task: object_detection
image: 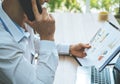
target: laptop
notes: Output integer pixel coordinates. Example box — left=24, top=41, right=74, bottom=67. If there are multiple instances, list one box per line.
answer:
left=75, top=21, right=120, bottom=84
left=76, top=46, right=120, bottom=84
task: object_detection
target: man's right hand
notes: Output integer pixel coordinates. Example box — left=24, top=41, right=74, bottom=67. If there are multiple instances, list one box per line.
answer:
left=27, top=0, right=55, bottom=41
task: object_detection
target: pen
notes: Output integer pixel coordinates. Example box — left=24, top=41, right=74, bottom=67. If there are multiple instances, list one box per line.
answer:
left=107, top=20, right=120, bottom=31
left=73, top=56, right=82, bottom=66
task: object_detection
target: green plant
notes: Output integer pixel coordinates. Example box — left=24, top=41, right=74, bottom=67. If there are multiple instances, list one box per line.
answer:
left=48, top=0, right=119, bottom=14
left=90, top=0, right=119, bottom=13
left=48, top=0, right=82, bottom=12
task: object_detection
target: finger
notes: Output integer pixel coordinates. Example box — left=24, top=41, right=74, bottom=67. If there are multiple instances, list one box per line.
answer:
left=49, top=14, right=55, bottom=20
left=81, top=43, right=91, bottom=48
left=80, top=52, right=87, bottom=57
left=25, top=19, right=33, bottom=26
left=74, top=52, right=86, bottom=58
left=24, top=15, right=34, bottom=26
left=31, top=0, right=42, bottom=21
left=49, top=14, right=55, bottom=23
left=42, top=8, right=50, bottom=20
left=72, top=51, right=87, bottom=58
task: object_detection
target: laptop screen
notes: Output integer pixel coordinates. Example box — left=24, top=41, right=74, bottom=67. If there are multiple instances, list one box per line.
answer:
left=115, top=57, right=120, bottom=71
left=113, top=57, right=120, bottom=84
left=99, top=46, right=120, bottom=72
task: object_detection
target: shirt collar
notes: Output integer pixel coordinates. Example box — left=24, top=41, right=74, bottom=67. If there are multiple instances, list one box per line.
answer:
left=0, top=2, right=26, bottom=42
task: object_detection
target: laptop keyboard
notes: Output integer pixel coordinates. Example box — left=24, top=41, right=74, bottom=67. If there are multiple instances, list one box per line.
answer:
left=91, top=66, right=111, bottom=84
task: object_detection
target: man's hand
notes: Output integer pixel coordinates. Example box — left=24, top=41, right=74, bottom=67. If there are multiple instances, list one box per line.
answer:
left=70, top=43, right=91, bottom=58
left=26, top=0, right=55, bottom=41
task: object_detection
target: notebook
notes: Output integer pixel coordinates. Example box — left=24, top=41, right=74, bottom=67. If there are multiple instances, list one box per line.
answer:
left=76, top=21, right=120, bottom=68
left=75, top=21, right=120, bottom=84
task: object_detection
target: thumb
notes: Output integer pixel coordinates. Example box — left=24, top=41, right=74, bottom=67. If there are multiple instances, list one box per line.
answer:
left=81, top=43, right=91, bottom=48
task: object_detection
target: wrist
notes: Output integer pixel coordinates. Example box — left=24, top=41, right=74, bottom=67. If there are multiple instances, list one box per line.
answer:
left=69, top=45, right=73, bottom=56
left=40, top=35, right=54, bottom=41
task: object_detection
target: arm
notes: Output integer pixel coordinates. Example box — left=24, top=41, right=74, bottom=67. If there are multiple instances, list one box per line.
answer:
left=0, top=0, right=58, bottom=83
left=0, top=40, right=58, bottom=84
left=56, top=43, right=91, bottom=58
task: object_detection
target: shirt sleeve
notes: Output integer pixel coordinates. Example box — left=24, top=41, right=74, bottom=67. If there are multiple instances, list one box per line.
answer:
left=0, top=40, right=58, bottom=84
left=33, top=34, right=70, bottom=55
left=36, top=40, right=59, bottom=84
left=56, top=43, right=70, bottom=55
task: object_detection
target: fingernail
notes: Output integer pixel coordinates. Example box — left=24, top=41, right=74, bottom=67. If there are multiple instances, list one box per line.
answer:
left=41, top=2, right=47, bottom=8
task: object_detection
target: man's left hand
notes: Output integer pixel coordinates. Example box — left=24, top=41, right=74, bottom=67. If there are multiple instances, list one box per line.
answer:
left=70, top=43, right=91, bottom=58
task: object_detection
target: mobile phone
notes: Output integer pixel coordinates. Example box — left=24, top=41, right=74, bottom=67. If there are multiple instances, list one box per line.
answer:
left=19, top=0, right=42, bottom=21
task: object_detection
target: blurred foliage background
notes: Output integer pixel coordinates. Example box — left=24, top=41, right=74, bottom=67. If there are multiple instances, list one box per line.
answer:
left=48, top=0, right=82, bottom=12
left=47, top=0, right=120, bottom=15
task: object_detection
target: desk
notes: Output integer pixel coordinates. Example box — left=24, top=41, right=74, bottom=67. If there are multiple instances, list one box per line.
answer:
left=53, top=56, right=79, bottom=84
left=53, top=13, right=119, bottom=84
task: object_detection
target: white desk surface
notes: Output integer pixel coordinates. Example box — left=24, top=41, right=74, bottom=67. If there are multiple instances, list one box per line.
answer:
left=53, top=56, right=79, bottom=84
left=53, top=13, right=119, bottom=84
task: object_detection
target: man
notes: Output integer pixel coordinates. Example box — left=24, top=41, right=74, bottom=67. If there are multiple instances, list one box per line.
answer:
left=0, top=0, right=91, bottom=84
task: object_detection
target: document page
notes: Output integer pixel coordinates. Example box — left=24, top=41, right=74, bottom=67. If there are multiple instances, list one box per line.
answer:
left=77, top=22, right=120, bottom=67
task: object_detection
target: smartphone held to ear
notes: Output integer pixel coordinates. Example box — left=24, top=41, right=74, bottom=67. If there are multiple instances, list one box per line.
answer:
left=19, top=0, right=42, bottom=21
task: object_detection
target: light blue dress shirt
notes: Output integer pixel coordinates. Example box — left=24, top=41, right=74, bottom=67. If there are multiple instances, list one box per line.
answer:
left=0, top=2, right=70, bottom=84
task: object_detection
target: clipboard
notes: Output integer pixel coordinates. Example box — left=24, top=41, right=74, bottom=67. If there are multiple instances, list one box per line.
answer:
left=75, top=21, right=120, bottom=68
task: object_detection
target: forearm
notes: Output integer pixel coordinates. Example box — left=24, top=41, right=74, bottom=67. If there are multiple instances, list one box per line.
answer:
left=36, top=40, right=59, bottom=84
